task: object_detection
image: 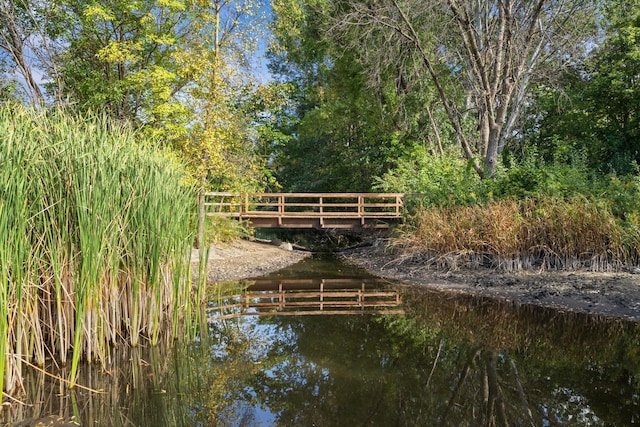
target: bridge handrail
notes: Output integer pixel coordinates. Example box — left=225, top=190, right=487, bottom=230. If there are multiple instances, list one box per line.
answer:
left=201, top=192, right=404, bottom=218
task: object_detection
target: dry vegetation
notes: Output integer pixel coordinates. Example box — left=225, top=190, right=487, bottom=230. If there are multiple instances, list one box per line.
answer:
left=401, top=197, right=637, bottom=272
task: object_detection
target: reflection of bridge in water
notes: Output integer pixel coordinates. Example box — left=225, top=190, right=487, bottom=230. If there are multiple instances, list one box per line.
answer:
left=208, top=278, right=404, bottom=321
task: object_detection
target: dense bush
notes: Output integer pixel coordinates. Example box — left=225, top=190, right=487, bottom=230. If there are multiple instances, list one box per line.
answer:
left=374, top=148, right=484, bottom=207
left=377, top=143, right=640, bottom=271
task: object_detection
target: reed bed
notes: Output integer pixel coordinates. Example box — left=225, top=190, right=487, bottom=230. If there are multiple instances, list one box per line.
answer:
left=404, top=197, right=639, bottom=271
left=0, top=104, right=200, bottom=400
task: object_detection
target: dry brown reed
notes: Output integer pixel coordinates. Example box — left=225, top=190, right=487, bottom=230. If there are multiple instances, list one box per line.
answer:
left=404, top=197, right=638, bottom=271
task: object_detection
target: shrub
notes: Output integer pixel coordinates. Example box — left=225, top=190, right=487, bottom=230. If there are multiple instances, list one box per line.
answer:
left=374, top=148, right=484, bottom=207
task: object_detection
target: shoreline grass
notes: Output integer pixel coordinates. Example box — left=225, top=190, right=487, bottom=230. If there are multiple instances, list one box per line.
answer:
left=399, top=197, right=640, bottom=272
left=0, top=104, right=201, bottom=398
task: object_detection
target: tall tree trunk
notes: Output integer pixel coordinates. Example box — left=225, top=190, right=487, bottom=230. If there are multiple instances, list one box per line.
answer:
left=0, top=0, right=44, bottom=106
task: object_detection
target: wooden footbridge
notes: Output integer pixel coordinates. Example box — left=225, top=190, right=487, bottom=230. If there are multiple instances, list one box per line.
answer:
left=199, top=192, right=404, bottom=230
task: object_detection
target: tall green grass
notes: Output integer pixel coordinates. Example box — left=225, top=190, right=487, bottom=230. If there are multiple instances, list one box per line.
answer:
left=0, top=104, right=200, bottom=398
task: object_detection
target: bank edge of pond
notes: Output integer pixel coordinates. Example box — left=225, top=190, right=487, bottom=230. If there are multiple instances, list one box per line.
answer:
left=192, top=239, right=311, bottom=283
left=341, top=240, right=640, bottom=321
left=193, top=237, right=640, bottom=320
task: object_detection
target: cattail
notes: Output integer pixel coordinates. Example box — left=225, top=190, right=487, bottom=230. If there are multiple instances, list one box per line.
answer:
left=0, top=103, right=203, bottom=398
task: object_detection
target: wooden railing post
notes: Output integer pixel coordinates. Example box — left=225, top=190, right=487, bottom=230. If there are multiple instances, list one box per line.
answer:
left=197, top=192, right=205, bottom=249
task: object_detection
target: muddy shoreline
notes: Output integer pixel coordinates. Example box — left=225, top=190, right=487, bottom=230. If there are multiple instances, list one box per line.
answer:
left=341, top=241, right=640, bottom=321
left=193, top=239, right=311, bottom=283
left=195, top=238, right=640, bottom=321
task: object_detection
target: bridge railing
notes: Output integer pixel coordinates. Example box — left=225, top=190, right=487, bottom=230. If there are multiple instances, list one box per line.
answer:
left=201, top=192, right=404, bottom=218
left=207, top=278, right=404, bottom=320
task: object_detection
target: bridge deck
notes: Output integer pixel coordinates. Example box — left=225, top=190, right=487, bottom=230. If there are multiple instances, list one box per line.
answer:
left=201, top=192, right=404, bottom=229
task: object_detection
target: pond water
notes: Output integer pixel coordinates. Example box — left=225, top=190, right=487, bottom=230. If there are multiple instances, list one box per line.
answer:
left=5, top=255, right=640, bottom=426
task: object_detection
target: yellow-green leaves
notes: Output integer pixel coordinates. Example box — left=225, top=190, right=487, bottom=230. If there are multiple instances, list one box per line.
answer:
left=157, top=0, right=185, bottom=11
left=58, top=0, right=272, bottom=192
left=96, top=40, right=140, bottom=63
left=83, top=4, right=115, bottom=22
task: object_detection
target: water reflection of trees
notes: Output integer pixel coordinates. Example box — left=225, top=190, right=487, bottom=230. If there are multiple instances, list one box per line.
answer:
left=247, top=315, right=432, bottom=426
left=399, top=286, right=640, bottom=425
left=6, top=286, right=640, bottom=426
left=218, top=288, right=640, bottom=426
left=402, top=286, right=637, bottom=359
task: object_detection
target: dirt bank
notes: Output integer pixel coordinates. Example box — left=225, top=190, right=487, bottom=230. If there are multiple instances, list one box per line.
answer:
left=192, top=239, right=311, bottom=283
left=341, top=241, right=640, bottom=321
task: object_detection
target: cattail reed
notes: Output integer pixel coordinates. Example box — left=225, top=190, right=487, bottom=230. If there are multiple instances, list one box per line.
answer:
left=0, top=104, right=201, bottom=399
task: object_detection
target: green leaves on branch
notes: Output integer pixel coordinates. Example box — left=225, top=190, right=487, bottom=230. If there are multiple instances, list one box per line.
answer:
left=51, top=0, right=271, bottom=191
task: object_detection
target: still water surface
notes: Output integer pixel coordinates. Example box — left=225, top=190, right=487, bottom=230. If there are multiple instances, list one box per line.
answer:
left=7, top=255, right=640, bottom=426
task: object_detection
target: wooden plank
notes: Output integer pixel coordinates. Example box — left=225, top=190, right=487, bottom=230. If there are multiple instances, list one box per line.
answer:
left=220, top=293, right=400, bottom=299
left=202, top=191, right=403, bottom=199
left=203, top=192, right=403, bottom=201
left=247, top=302, right=400, bottom=309
left=207, top=309, right=404, bottom=321
left=247, top=279, right=388, bottom=290
left=244, top=294, right=399, bottom=301
left=240, top=212, right=399, bottom=218
left=225, top=310, right=405, bottom=317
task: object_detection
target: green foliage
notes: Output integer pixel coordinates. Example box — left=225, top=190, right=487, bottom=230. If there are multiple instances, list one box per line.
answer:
left=268, top=54, right=410, bottom=191
left=267, top=0, right=451, bottom=192
left=49, top=0, right=272, bottom=191
left=488, top=150, right=640, bottom=226
left=489, top=149, right=594, bottom=200
left=374, top=147, right=483, bottom=207
left=0, top=103, right=200, bottom=397
left=206, top=216, right=252, bottom=243
left=524, top=0, right=640, bottom=175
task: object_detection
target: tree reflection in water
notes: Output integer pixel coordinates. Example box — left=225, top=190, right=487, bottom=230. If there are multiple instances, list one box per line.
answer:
left=4, top=284, right=640, bottom=426
left=207, top=286, right=640, bottom=426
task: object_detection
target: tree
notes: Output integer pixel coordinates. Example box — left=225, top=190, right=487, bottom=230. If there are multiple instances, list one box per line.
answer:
left=329, top=0, right=599, bottom=178
left=268, top=51, right=410, bottom=191
left=588, top=0, right=640, bottom=170
left=524, top=0, right=640, bottom=175
left=0, top=0, right=44, bottom=106
left=268, top=0, right=442, bottom=191
left=52, top=0, right=271, bottom=190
